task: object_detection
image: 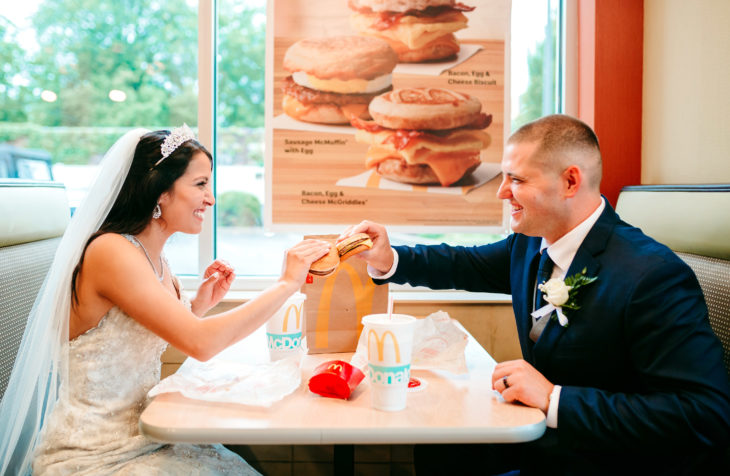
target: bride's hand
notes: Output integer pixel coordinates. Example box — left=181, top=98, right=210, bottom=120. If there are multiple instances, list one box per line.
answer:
left=191, top=259, right=235, bottom=316
left=279, top=240, right=331, bottom=289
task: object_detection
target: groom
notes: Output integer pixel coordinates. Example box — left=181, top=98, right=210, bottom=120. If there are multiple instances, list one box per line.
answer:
left=342, top=115, right=730, bottom=474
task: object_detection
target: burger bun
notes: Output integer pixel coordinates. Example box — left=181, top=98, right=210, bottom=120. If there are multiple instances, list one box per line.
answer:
left=369, top=88, right=483, bottom=130
left=309, top=244, right=340, bottom=277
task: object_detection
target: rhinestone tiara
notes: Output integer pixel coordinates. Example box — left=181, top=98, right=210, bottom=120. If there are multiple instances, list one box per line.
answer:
left=153, top=123, right=196, bottom=167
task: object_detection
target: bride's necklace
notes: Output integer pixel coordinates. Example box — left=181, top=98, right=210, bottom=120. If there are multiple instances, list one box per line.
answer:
left=130, top=235, right=164, bottom=282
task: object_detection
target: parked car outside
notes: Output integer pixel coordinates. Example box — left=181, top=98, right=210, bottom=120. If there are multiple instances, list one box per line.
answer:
left=0, top=145, right=54, bottom=181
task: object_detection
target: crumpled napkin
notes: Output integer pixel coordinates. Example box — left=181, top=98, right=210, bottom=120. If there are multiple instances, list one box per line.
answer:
left=350, top=310, right=468, bottom=374
left=148, top=355, right=301, bottom=407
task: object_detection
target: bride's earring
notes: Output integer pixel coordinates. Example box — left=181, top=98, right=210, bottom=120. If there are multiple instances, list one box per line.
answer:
left=152, top=204, right=162, bottom=219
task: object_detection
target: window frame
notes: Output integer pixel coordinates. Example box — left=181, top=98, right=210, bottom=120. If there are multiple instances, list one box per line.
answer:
left=183, top=0, right=576, bottom=293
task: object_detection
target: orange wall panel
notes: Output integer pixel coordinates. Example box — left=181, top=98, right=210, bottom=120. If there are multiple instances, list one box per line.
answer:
left=578, top=0, right=643, bottom=206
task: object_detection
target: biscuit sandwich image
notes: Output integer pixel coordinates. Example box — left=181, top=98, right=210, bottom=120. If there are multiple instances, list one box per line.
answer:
left=351, top=87, right=492, bottom=187
left=348, top=0, right=475, bottom=63
left=308, top=233, right=374, bottom=277
left=282, top=36, right=398, bottom=124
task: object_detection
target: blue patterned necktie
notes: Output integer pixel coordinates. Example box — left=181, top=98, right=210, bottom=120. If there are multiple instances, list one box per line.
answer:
left=530, top=250, right=555, bottom=342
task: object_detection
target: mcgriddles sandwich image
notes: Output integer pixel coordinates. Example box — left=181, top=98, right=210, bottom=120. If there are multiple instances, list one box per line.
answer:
left=351, top=87, right=492, bottom=187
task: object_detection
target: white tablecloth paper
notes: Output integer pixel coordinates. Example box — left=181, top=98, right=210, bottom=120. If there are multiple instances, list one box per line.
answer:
left=148, top=354, right=302, bottom=407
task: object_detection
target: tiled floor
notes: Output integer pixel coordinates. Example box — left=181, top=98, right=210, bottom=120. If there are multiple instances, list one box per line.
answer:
left=226, top=444, right=416, bottom=476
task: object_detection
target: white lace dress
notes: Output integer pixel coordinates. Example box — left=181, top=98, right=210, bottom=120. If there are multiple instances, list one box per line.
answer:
left=33, top=282, right=259, bottom=474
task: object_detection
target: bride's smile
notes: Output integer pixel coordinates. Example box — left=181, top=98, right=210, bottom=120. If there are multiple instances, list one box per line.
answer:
left=158, top=151, right=215, bottom=235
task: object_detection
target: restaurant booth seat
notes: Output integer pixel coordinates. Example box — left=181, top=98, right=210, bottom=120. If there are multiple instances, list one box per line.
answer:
left=616, top=184, right=730, bottom=466
left=616, top=185, right=730, bottom=377
left=0, top=180, right=69, bottom=399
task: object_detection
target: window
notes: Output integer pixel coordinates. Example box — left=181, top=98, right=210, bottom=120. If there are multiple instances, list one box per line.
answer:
left=1, top=0, right=201, bottom=273
left=212, top=0, right=566, bottom=286
left=1, top=0, right=565, bottom=287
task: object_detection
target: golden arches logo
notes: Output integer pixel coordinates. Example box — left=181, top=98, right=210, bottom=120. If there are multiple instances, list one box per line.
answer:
left=327, top=363, right=344, bottom=372
left=367, top=329, right=401, bottom=364
left=281, top=303, right=302, bottom=333
left=314, top=262, right=376, bottom=348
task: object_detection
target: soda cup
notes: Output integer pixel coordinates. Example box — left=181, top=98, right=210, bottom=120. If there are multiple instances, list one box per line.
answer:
left=266, top=292, right=306, bottom=361
left=361, top=313, right=417, bottom=411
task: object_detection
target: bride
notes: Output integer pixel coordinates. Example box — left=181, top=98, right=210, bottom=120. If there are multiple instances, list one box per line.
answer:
left=0, top=126, right=330, bottom=474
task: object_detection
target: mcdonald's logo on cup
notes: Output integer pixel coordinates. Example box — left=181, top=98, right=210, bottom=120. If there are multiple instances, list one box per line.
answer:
left=281, top=302, right=302, bottom=333
left=367, top=329, right=401, bottom=364
left=266, top=293, right=306, bottom=361
left=361, top=313, right=417, bottom=412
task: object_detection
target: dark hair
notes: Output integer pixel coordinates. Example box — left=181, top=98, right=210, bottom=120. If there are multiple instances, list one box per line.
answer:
left=507, top=114, right=603, bottom=188
left=71, top=130, right=212, bottom=305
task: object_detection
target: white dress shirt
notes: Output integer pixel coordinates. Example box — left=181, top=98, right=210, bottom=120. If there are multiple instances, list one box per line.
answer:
left=541, top=197, right=605, bottom=428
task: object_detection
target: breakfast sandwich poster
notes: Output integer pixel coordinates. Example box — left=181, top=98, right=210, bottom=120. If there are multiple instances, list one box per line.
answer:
left=265, top=0, right=511, bottom=230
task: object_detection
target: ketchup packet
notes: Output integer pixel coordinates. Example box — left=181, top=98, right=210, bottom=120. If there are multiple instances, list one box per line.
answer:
left=308, top=360, right=365, bottom=399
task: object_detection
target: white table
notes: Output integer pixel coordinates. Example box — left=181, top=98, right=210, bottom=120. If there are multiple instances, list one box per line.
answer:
left=140, top=326, right=546, bottom=446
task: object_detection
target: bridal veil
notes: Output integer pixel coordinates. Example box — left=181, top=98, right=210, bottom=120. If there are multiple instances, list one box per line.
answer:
left=0, top=129, right=149, bottom=474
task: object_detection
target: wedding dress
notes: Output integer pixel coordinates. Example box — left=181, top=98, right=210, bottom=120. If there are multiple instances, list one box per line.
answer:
left=32, top=237, right=259, bottom=475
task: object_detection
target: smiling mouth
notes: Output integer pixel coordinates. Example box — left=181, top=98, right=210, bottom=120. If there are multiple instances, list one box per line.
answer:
left=511, top=203, right=523, bottom=214
left=193, top=210, right=205, bottom=220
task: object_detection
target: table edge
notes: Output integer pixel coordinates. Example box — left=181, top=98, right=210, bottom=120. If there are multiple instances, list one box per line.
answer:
left=139, top=419, right=547, bottom=445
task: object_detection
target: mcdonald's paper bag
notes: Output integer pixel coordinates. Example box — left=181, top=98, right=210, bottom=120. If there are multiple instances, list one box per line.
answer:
left=302, top=234, right=388, bottom=353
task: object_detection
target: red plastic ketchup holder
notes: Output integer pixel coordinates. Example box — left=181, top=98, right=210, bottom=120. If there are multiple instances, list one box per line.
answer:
left=308, top=360, right=365, bottom=399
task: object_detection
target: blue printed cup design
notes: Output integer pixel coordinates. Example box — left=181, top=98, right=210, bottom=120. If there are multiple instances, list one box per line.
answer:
left=266, top=293, right=306, bottom=360
left=267, top=331, right=303, bottom=351
left=368, top=363, right=411, bottom=385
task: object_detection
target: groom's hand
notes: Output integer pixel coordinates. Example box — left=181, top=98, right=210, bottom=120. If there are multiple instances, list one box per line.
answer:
left=492, top=359, right=554, bottom=414
left=338, top=220, right=393, bottom=274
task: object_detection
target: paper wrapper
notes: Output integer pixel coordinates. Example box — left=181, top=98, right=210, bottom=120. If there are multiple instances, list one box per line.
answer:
left=148, top=356, right=301, bottom=407
left=351, top=310, right=468, bottom=375
left=308, top=360, right=365, bottom=399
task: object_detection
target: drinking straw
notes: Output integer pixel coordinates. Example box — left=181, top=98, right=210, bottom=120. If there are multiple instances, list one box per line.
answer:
left=387, top=293, right=394, bottom=320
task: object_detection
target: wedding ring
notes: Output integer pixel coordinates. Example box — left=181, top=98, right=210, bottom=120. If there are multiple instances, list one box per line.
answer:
left=503, top=376, right=510, bottom=389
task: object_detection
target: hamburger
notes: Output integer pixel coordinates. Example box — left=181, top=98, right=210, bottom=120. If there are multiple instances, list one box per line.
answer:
left=309, top=243, right=340, bottom=277
left=337, top=233, right=374, bottom=261
left=282, top=36, right=398, bottom=124
left=348, top=0, right=475, bottom=63
left=309, top=234, right=374, bottom=277
left=351, top=87, right=492, bottom=187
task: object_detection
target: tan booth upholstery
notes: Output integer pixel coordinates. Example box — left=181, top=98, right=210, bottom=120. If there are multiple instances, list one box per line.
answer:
left=0, top=180, right=69, bottom=398
left=616, top=185, right=730, bottom=379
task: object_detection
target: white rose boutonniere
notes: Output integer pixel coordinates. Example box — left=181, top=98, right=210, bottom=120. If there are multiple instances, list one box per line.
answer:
left=531, top=268, right=597, bottom=327
left=540, top=278, right=571, bottom=307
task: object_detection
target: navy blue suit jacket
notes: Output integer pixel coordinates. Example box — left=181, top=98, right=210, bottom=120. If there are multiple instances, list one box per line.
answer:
left=382, top=202, right=730, bottom=468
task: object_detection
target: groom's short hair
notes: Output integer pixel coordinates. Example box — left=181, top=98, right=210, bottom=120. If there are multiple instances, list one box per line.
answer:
left=508, top=114, right=603, bottom=190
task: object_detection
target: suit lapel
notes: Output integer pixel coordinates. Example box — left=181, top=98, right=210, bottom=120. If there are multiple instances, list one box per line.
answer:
left=532, top=201, right=618, bottom=368
left=520, top=248, right=543, bottom=362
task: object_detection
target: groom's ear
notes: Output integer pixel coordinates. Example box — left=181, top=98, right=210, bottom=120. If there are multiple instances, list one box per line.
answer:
left=562, top=165, right=582, bottom=198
